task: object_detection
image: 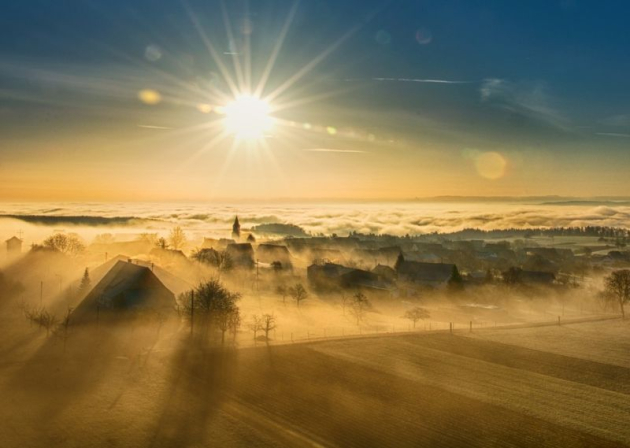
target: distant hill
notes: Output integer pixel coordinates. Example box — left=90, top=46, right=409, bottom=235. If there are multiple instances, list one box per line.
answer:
left=251, top=223, right=309, bottom=237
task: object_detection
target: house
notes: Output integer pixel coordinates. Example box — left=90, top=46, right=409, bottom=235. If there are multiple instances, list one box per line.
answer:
left=372, top=264, right=397, bottom=282
left=5, top=237, right=22, bottom=255
left=395, top=254, right=456, bottom=288
left=226, top=243, right=255, bottom=269
left=256, top=244, right=292, bottom=268
left=72, top=261, right=176, bottom=322
left=307, top=262, right=393, bottom=291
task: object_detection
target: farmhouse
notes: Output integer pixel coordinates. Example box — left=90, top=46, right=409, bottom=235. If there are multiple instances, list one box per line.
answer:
left=256, top=244, right=293, bottom=269
left=395, top=254, right=457, bottom=288
left=307, top=262, right=393, bottom=291
left=226, top=243, right=255, bottom=269
left=73, top=260, right=176, bottom=322
left=5, top=236, right=22, bottom=255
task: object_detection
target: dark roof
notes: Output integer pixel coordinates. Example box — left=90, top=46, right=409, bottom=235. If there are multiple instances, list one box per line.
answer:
left=308, top=262, right=355, bottom=279
left=74, top=261, right=175, bottom=317
left=256, top=244, right=291, bottom=261
left=396, top=260, right=454, bottom=284
left=372, top=264, right=396, bottom=276
left=5, top=237, right=22, bottom=243
left=227, top=243, right=253, bottom=252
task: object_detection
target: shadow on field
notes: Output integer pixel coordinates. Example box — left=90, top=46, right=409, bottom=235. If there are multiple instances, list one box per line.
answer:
left=149, top=335, right=237, bottom=447
left=2, top=317, right=167, bottom=428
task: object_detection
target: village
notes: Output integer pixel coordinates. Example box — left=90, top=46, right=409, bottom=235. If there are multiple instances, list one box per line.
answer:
left=1, top=216, right=629, bottom=349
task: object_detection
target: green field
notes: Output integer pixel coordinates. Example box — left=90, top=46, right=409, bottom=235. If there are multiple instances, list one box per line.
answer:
left=1, top=319, right=629, bottom=447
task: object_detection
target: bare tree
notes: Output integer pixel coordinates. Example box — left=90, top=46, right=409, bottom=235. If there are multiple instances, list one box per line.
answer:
left=403, top=306, right=430, bottom=328
left=137, top=233, right=159, bottom=246
left=289, top=283, right=308, bottom=308
left=248, top=314, right=263, bottom=340
left=604, top=269, right=630, bottom=319
left=228, top=309, right=241, bottom=342
left=168, top=226, right=187, bottom=250
left=261, top=314, right=277, bottom=340
left=349, top=291, right=370, bottom=326
left=43, top=233, right=85, bottom=255
left=54, top=307, right=74, bottom=351
left=24, top=306, right=58, bottom=336
left=276, top=285, right=288, bottom=305
left=215, top=251, right=233, bottom=279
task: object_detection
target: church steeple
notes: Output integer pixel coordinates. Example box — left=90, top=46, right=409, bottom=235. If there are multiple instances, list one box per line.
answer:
left=232, top=216, right=241, bottom=239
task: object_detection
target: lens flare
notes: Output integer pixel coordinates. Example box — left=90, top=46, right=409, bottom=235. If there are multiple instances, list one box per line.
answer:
left=475, top=151, right=507, bottom=179
left=138, top=89, right=162, bottom=105
left=223, top=95, right=273, bottom=140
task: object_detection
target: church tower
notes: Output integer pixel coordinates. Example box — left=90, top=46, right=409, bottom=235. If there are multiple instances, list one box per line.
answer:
left=232, top=216, right=241, bottom=240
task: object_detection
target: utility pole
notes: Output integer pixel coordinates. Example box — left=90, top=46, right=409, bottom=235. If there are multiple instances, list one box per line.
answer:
left=40, top=281, right=43, bottom=305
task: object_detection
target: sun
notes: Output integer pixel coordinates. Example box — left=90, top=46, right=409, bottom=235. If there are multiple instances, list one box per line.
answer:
left=223, top=95, right=273, bottom=140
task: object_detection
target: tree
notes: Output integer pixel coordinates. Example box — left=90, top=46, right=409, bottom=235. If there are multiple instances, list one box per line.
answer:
left=276, top=285, right=288, bottom=305
left=217, top=308, right=241, bottom=345
left=271, top=261, right=283, bottom=272
left=447, top=265, right=464, bottom=292
left=24, top=306, right=57, bottom=337
left=156, top=237, right=169, bottom=250
left=193, top=249, right=234, bottom=278
left=179, top=280, right=241, bottom=342
left=54, top=307, right=74, bottom=351
left=403, top=307, right=430, bottom=328
left=503, top=267, right=523, bottom=286
left=43, top=233, right=85, bottom=255
left=214, top=251, right=233, bottom=278
left=248, top=314, right=263, bottom=340
left=228, top=309, right=241, bottom=342
left=137, top=233, right=158, bottom=246
left=261, top=314, right=277, bottom=340
left=604, top=269, right=630, bottom=319
left=289, top=283, right=308, bottom=308
left=79, top=268, right=91, bottom=295
left=349, top=291, right=370, bottom=326
left=168, top=226, right=187, bottom=250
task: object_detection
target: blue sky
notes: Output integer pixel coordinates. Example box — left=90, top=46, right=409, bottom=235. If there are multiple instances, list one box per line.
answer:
left=1, top=0, right=629, bottom=200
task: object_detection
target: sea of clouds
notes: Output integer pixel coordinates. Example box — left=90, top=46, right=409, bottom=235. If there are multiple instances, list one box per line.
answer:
left=1, top=202, right=630, bottom=246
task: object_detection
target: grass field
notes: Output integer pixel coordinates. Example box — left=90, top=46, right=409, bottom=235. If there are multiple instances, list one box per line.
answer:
left=1, top=318, right=629, bottom=447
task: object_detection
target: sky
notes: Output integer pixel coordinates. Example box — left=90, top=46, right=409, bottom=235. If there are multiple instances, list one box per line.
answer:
left=1, top=0, right=629, bottom=201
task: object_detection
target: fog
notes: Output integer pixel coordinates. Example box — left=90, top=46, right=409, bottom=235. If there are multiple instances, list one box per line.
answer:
left=0, top=204, right=628, bottom=447
left=3, top=202, right=630, bottom=246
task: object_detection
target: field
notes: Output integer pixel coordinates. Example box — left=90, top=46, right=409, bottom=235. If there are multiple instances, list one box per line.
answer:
left=1, top=318, right=629, bottom=447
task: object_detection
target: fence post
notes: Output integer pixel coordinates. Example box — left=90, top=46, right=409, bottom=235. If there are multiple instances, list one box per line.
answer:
left=558, top=316, right=561, bottom=326
left=291, top=332, right=293, bottom=343
left=470, top=321, right=472, bottom=333
left=449, top=322, right=453, bottom=334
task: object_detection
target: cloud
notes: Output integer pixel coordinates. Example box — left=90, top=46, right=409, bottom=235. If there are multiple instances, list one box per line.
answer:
left=371, top=78, right=474, bottom=84
left=305, top=148, right=366, bottom=153
left=480, top=78, right=570, bottom=131
left=599, top=114, right=630, bottom=127
left=137, top=125, right=173, bottom=130
left=3, top=202, right=630, bottom=240
left=595, top=132, right=630, bottom=138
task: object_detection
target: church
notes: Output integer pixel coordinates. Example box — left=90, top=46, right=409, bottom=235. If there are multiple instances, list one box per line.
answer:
left=232, top=216, right=255, bottom=243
